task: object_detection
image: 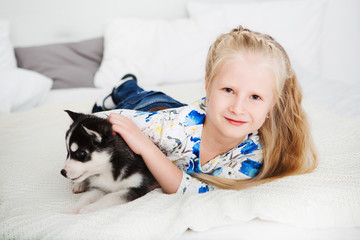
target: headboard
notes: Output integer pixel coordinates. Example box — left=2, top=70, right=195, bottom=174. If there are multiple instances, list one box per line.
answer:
left=1, top=0, right=359, bottom=84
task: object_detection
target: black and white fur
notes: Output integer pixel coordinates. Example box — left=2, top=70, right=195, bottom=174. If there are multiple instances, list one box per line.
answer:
left=61, top=110, right=157, bottom=214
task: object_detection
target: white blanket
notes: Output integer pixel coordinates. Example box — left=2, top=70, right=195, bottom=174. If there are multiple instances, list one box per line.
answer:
left=0, top=100, right=359, bottom=239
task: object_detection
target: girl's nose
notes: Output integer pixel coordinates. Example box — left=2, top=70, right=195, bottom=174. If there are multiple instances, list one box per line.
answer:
left=229, top=97, right=246, bottom=115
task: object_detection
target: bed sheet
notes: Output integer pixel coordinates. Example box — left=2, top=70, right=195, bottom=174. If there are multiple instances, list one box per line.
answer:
left=0, top=99, right=359, bottom=239
left=0, top=78, right=359, bottom=239
left=180, top=218, right=360, bottom=240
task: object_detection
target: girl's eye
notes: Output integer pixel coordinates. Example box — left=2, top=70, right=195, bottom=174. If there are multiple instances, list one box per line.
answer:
left=251, top=95, right=261, bottom=100
left=224, top=88, right=234, bottom=94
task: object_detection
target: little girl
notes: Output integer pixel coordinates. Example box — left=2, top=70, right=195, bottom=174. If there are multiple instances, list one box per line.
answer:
left=93, top=26, right=318, bottom=194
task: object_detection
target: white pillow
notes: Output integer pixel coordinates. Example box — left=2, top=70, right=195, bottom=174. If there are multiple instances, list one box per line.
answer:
left=0, top=20, right=17, bottom=70
left=0, top=68, right=53, bottom=113
left=94, top=18, right=219, bottom=88
left=187, top=0, right=327, bottom=78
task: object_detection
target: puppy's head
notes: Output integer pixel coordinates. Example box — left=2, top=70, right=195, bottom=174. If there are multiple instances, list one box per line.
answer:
left=61, top=110, right=113, bottom=182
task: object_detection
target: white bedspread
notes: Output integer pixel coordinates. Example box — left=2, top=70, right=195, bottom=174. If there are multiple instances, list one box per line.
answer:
left=0, top=99, right=360, bottom=239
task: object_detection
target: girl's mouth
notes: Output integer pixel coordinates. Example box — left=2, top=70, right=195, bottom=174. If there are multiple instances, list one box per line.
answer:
left=225, top=117, right=247, bottom=126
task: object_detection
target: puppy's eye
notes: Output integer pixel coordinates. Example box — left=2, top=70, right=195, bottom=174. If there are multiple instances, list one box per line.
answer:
left=76, top=150, right=87, bottom=160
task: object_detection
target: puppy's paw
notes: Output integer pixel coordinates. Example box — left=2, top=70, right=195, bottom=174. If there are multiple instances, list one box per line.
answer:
left=78, top=203, right=102, bottom=214
left=61, top=206, right=81, bottom=214
left=72, top=181, right=88, bottom=194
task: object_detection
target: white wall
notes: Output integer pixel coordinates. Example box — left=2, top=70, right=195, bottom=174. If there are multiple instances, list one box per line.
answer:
left=0, top=0, right=359, bottom=83
left=321, top=0, right=360, bottom=83
left=0, top=0, right=188, bottom=46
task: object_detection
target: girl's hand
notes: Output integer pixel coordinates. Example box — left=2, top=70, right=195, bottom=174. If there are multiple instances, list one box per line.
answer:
left=107, top=113, right=152, bottom=156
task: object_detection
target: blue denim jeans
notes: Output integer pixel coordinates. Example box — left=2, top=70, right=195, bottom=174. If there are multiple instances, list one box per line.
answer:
left=92, top=78, right=186, bottom=113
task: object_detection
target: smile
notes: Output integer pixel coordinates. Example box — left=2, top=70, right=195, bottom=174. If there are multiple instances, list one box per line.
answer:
left=225, top=117, right=247, bottom=126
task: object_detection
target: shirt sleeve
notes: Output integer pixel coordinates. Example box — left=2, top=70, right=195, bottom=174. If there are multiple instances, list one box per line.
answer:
left=176, top=172, right=218, bottom=195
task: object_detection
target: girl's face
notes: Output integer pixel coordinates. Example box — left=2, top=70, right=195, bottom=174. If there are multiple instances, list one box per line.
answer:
left=205, top=54, right=277, bottom=144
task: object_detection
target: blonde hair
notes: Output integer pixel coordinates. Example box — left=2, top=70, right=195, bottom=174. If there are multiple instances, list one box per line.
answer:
left=194, top=26, right=318, bottom=189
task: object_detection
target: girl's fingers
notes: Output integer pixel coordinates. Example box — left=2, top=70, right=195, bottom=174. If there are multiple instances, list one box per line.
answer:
left=112, top=124, right=122, bottom=134
left=107, top=113, right=139, bottom=136
left=107, top=114, right=124, bottom=134
left=107, top=114, right=149, bottom=156
left=108, top=113, right=129, bottom=128
left=108, top=113, right=123, bottom=124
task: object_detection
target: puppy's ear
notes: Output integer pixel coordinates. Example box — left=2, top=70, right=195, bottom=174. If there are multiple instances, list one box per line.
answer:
left=82, top=125, right=102, bottom=143
left=65, top=110, right=84, bottom=121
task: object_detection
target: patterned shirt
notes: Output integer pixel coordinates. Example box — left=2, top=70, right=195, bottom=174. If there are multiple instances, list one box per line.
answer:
left=94, top=98, right=263, bottom=194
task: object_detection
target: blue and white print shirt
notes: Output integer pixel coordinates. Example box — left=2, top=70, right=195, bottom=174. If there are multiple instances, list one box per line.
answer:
left=95, top=98, right=263, bottom=195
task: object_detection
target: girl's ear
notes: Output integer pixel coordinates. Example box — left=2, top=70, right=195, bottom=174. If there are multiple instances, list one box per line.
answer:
left=204, top=76, right=208, bottom=91
left=205, top=76, right=212, bottom=100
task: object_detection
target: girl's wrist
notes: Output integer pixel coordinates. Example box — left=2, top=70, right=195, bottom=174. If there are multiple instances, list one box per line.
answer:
left=136, top=137, right=183, bottom=194
left=138, top=136, right=159, bottom=157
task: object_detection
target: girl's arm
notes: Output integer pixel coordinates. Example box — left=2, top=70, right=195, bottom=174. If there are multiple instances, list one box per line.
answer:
left=108, top=113, right=183, bottom=194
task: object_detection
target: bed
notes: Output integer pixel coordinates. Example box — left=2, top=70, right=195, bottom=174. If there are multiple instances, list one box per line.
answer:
left=1, top=0, right=360, bottom=239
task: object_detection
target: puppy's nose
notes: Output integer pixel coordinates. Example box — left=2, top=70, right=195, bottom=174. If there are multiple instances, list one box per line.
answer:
left=60, top=169, right=67, bottom=178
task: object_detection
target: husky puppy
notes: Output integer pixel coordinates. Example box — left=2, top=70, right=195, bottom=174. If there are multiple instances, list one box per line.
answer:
left=61, top=110, right=157, bottom=214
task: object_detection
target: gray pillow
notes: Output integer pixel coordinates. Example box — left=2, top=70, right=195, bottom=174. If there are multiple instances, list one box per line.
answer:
left=15, top=37, right=103, bottom=89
